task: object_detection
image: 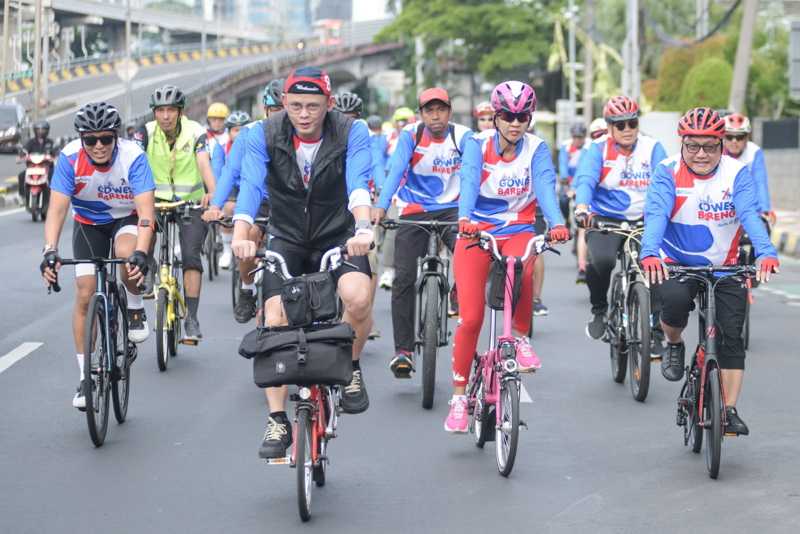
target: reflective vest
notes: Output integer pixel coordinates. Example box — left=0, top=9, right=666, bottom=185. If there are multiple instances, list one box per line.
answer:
left=146, top=116, right=205, bottom=201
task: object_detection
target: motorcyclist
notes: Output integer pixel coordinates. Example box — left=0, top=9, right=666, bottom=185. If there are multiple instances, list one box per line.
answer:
left=18, top=120, right=56, bottom=197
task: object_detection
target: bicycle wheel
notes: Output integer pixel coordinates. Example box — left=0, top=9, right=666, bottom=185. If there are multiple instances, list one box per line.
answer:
left=495, top=379, right=520, bottom=477
left=169, top=304, right=180, bottom=357
left=704, top=366, right=723, bottom=479
left=84, top=295, right=110, bottom=447
left=204, top=230, right=215, bottom=282
left=689, top=376, right=703, bottom=454
left=112, top=284, right=131, bottom=424
left=421, top=279, right=439, bottom=410
left=230, top=258, right=240, bottom=314
left=609, top=274, right=627, bottom=384
left=295, top=407, right=313, bottom=522
left=628, top=282, right=652, bottom=402
left=742, top=297, right=750, bottom=351
left=155, top=288, right=169, bottom=372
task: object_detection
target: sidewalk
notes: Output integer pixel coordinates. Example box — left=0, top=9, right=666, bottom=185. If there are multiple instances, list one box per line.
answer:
left=0, top=177, right=22, bottom=210
left=773, top=210, right=800, bottom=259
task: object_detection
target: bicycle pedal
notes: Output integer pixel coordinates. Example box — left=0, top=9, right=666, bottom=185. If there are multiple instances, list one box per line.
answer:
left=519, top=420, right=528, bottom=430
left=651, top=355, right=663, bottom=362
left=265, top=456, right=291, bottom=465
left=179, top=338, right=199, bottom=346
left=724, top=431, right=740, bottom=437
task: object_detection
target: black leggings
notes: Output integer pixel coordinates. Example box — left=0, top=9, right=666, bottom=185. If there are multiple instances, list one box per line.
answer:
left=585, top=230, right=625, bottom=314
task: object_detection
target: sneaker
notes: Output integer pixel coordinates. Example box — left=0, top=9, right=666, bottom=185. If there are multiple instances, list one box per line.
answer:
left=258, top=416, right=293, bottom=459
left=586, top=313, right=606, bottom=340
left=234, top=290, right=257, bottom=323
left=389, top=351, right=414, bottom=378
left=379, top=268, right=395, bottom=290
left=127, top=308, right=150, bottom=343
left=650, top=327, right=666, bottom=358
left=341, top=369, right=369, bottom=414
left=448, top=286, right=459, bottom=317
left=184, top=316, right=203, bottom=340
left=72, top=380, right=87, bottom=411
left=368, top=329, right=380, bottom=340
left=515, top=336, right=541, bottom=372
left=218, top=249, right=233, bottom=270
left=661, top=342, right=685, bottom=382
left=533, top=298, right=549, bottom=317
left=444, top=396, right=469, bottom=433
left=724, top=406, right=750, bottom=436
left=576, top=270, right=587, bottom=284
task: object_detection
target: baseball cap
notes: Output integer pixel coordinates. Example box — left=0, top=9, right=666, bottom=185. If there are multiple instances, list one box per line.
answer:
left=284, top=66, right=332, bottom=97
left=418, top=87, right=450, bottom=109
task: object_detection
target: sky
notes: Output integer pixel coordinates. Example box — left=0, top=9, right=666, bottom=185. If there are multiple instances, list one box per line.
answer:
left=352, top=0, right=389, bottom=22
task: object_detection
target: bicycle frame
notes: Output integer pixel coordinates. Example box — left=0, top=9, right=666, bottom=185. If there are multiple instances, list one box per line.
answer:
left=155, top=206, right=188, bottom=333
left=414, top=224, right=452, bottom=348
left=289, top=385, right=340, bottom=468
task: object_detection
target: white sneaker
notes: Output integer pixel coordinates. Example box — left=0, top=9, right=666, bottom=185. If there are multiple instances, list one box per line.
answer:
left=218, top=249, right=233, bottom=270
left=72, top=382, right=86, bottom=410
left=379, top=268, right=395, bottom=289
left=127, top=308, right=150, bottom=343
left=174, top=243, right=182, bottom=261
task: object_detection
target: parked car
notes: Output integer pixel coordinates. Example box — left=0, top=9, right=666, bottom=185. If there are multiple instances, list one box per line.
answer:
left=0, top=101, right=29, bottom=153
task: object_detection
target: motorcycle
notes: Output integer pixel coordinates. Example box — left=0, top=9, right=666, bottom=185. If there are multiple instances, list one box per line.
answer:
left=23, top=152, right=53, bottom=222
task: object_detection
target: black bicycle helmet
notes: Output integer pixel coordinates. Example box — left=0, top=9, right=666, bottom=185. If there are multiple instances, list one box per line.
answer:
left=33, top=120, right=50, bottom=132
left=263, top=78, right=284, bottom=107
left=570, top=123, right=587, bottom=137
left=334, top=92, right=363, bottom=115
left=74, top=102, right=123, bottom=133
left=367, top=115, right=382, bottom=131
left=225, top=110, right=251, bottom=128
left=150, top=84, right=186, bottom=109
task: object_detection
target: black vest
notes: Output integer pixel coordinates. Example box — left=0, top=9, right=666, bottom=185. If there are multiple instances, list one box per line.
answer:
left=263, top=110, right=355, bottom=247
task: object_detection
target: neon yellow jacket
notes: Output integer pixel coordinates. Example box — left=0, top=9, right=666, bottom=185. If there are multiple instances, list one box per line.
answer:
left=145, top=116, right=205, bottom=201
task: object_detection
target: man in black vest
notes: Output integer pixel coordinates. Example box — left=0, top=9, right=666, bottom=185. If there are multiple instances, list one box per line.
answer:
left=232, top=67, right=374, bottom=459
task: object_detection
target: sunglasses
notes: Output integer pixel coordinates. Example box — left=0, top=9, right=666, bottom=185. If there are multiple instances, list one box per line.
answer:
left=725, top=134, right=746, bottom=142
left=497, top=111, right=531, bottom=124
left=82, top=134, right=116, bottom=147
left=683, top=141, right=721, bottom=154
left=612, top=119, right=639, bottom=131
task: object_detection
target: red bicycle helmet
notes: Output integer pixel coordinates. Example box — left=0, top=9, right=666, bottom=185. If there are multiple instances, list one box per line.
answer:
left=603, top=96, right=639, bottom=122
left=677, top=107, right=725, bottom=138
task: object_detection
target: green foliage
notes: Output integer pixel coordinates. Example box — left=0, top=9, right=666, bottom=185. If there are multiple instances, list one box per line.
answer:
left=654, top=36, right=727, bottom=110
left=678, top=57, right=733, bottom=112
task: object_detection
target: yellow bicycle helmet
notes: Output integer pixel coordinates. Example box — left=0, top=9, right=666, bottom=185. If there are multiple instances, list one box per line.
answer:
left=207, top=102, right=230, bottom=119
left=392, top=106, right=415, bottom=123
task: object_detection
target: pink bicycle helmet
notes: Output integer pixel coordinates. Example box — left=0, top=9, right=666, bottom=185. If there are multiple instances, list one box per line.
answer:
left=491, top=81, right=537, bottom=114
left=678, top=107, right=726, bottom=138
left=603, top=96, right=639, bottom=122
left=724, top=113, right=751, bottom=135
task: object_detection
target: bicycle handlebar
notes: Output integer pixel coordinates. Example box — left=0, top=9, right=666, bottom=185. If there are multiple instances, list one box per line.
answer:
left=209, top=216, right=270, bottom=229
left=476, top=231, right=551, bottom=263
left=379, top=218, right=459, bottom=231
left=255, top=245, right=348, bottom=280
left=46, top=257, right=128, bottom=294
left=665, top=264, right=757, bottom=275
left=590, top=219, right=645, bottom=233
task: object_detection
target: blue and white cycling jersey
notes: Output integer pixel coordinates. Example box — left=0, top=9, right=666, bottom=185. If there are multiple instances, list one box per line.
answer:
left=641, top=154, right=777, bottom=266
left=557, top=139, right=587, bottom=184
left=726, top=141, right=771, bottom=213
left=370, top=131, right=388, bottom=191
left=210, top=122, right=267, bottom=208
left=51, top=138, right=155, bottom=225
left=574, top=133, right=667, bottom=220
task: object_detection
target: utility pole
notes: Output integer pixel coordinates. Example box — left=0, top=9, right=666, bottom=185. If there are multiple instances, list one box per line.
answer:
left=125, top=0, right=133, bottom=120
left=42, top=5, right=48, bottom=108
left=622, top=0, right=640, bottom=100
left=729, top=0, right=758, bottom=111
left=696, top=0, right=709, bottom=39
left=582, top=0, right=595, bottom=124
left=567, top=0, right=577, bottom=124
left=1, top=0, right=11, bottom=99
left=33, top=0, right=42, bottom=120
left=414, top=36, right=424, bottom=97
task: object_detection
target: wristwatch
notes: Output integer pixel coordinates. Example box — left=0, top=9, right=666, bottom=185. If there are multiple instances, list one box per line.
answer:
left=42, top=244, right=57, bottom=255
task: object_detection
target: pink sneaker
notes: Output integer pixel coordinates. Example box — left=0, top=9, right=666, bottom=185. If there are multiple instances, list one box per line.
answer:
left=444, top=396, right=469, bottom=433
left=516, top=336, right=541, bottom=371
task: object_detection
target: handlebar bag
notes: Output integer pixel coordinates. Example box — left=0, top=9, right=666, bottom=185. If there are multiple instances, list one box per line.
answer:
left=487, top=258, right=523, bottom=312
left=241, top=323, right=354, bottom=387
left=280, top=271, right=338, bottom=328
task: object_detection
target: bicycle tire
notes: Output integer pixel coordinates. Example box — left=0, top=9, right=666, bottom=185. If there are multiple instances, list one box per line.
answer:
left=112, top=284, right=130, bottom=424
left=495, top=379, right=520, bottom=477
left=205, top=230, right=215, bottom=282
left=742, top=298, right=750, bottom=351
left=472, top=377, right=493, bottom=449
left=421, top=279, right=439, bottom=410
left=628, top=282, right=651, bottom=402
left=155, top=288, right=169, bottom=372
left=296, top=407, right=313, bottom=522
left=231, top=258, right=240, bottom=314
left=690, top=374, right=703, bottom=453
left=609, top=274, right=627, bottom=384
left=84, top=294, right=110, bottom=447
left=169, top=304, right=180, bottom=357
left=705, top=366, right=723, bottom=479
left=30, top=192, right=39, bottom=222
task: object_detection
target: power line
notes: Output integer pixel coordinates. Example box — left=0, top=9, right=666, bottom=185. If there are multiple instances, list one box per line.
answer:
left=643, top=0, right=742, bottom=48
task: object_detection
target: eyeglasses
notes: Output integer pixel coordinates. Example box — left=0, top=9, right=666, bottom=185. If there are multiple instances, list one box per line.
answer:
left=497, top=111, right=531, bottom=124
left=683, top=141, right=721, bottom=154
left=612, top=119, right=638, bottom=131
left=81, top=134, right=116, bottom=147
left=725, top=134, right=746, bottom=142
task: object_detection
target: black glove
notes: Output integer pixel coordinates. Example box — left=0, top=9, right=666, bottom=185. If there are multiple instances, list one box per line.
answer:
left=40, top=249, right=60, bottom=275
left=127, top=250, right=149, bottom=276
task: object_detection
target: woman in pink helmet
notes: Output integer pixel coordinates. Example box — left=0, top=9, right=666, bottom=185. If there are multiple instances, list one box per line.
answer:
left=444, top=81, right=570, bottom=433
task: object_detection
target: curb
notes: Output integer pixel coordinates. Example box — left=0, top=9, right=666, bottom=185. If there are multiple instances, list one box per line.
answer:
left=0, top=191, right=22, bottom=211
left=772, top=227, right=800, bottom=259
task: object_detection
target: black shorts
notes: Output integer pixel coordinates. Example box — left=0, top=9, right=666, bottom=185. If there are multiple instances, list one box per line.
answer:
left=533, top=207, right=547, bottom=235
left=72, top=214, right=139, bottom=277
left=263, top=236, right=371, bottom=299
left=156, top=209, right=207, bottom=272
left=257, top=199, right=270, bottom=220
left=226, top=185, right=239, bottom=203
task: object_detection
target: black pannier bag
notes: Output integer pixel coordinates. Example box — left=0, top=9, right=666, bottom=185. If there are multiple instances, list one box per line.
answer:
left=239, top=323, right=354, bottom=387
left=487, top=258, right=523, bottom=311
left=280, top=271, right=338, bottom=328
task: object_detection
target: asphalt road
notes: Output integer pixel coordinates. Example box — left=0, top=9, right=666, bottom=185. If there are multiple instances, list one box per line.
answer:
left=1, top=210, right=799, bottom=533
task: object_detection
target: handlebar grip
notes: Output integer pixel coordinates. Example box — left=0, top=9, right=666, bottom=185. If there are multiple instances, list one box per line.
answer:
left=51, top=280, right=61, bottom=293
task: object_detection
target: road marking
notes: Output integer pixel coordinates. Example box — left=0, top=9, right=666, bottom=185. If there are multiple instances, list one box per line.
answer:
left=0, top=342, right=43, bottom=375
left=520, top=383, right=533, bottom=403
left=0, top=207, right=24, bottom=217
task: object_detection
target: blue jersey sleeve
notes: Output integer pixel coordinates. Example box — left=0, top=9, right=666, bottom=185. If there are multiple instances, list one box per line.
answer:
left=650, top=142, right=668, bottom=173
left=370, top=134, right=388, bottom=191
left=531, top=142, right=565, bottom=228
left=211, top=128, right=249, bottom=208
left=558, top=144, right=569, bottom=179
left=574, top=141, right=603, bottom=206
left=345, top=120, right=372, bottom=210
left=750, top=148, right=771, bottom=212
left=457, top=137, right=483, bottom=220
left=732, top=166, right=777, bottom=259
left=50, top=152, right=76, bottom=197
left=210, top=142, right=226, bottom=182
left=376, top=129, right=414, bottom=210
left=128, top=152, right=156, bottom=195
left=641, top=163, right=676, bottom=258
left=458, top=129, right=474, bottom=155
left=234, top=124, right=268, bottom=224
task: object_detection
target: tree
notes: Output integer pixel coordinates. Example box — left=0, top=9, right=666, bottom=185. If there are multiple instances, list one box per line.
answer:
left=678, top=57, right=733, bottom=112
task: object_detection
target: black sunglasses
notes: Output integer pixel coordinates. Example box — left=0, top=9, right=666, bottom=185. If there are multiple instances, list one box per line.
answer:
left=683, top=141, right=721, bottom=154
left=612, top=119, right=639, bottom=131
left=725, top=134, right=747, bottom=142
left=497, top=111, right=531, bottom=124
left=82, top=134, right=116, bottom=147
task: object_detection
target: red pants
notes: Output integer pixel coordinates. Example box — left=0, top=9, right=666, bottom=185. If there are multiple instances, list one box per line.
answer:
left=451, top=233, right=536, bottom=387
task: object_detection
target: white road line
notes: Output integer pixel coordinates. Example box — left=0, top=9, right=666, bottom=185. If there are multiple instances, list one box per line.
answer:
left=0, top=342, right=43, bottom=375
left=520, top=383, right=533, bottom=403
left=0, top=207, right=24, bottom=217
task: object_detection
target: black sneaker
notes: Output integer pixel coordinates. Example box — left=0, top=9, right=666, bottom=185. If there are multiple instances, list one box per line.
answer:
left=234, top=290, right=257, bottom=323
left=341, top=369, right=369, bottom=414
left=258, top=416, right=293, bottom=459
left=576, top=270, right=587, bottom=284
left=127, top=308, right=150, bottom=343
left=650, top=327, right=665, bottom=358
left=586, top=313, right=606, bottom=340
left=389, top=351, right=414, bottom=379
left=448, top=286, right=459, bottom=317
left=184, top=316, right=203, bottom=340
left=725, top=406, right=750, bottom=436
left=661, top=342, right=685, bottom=382
left=533, top=298, right=549, bottom=316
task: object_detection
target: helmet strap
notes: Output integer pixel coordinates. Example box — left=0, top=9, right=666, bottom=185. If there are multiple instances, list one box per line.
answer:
left=493, top=115, right=523, bottom=157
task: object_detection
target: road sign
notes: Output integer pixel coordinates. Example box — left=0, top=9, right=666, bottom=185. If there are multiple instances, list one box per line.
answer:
left=791, top=21, right=800, bottom=101
left=115, top=58, right=138, bottom=83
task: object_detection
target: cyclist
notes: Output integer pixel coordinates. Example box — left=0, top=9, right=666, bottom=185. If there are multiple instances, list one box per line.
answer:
left=367, top=115, right=388, bottom=190
left=263, top=78, right=285, bottom=117
left=445, top=81, right=569, bottom=432
left=723, top=113, right=775, bottom=226
left=231, top=67, right=374, bottom=459
left=473, top=100, right=494, bottom=132
left=40, top=102, right=155, bottom=409
left=573, top=95, right=667, bottom=345
left=589, top=118, right=607, bottom=140
left=640, top=107, right=779, bottom=436
left=555, top=122, right=589, bottom=290
left=334, top=91, right=364, bottom=119
left=18, top=120, right=56, bottom=197
left=372, top=87, right=472, bottom=378
left=134, top=84, right=215, bottom=341
left=195, top=103, right=230, bottom=188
